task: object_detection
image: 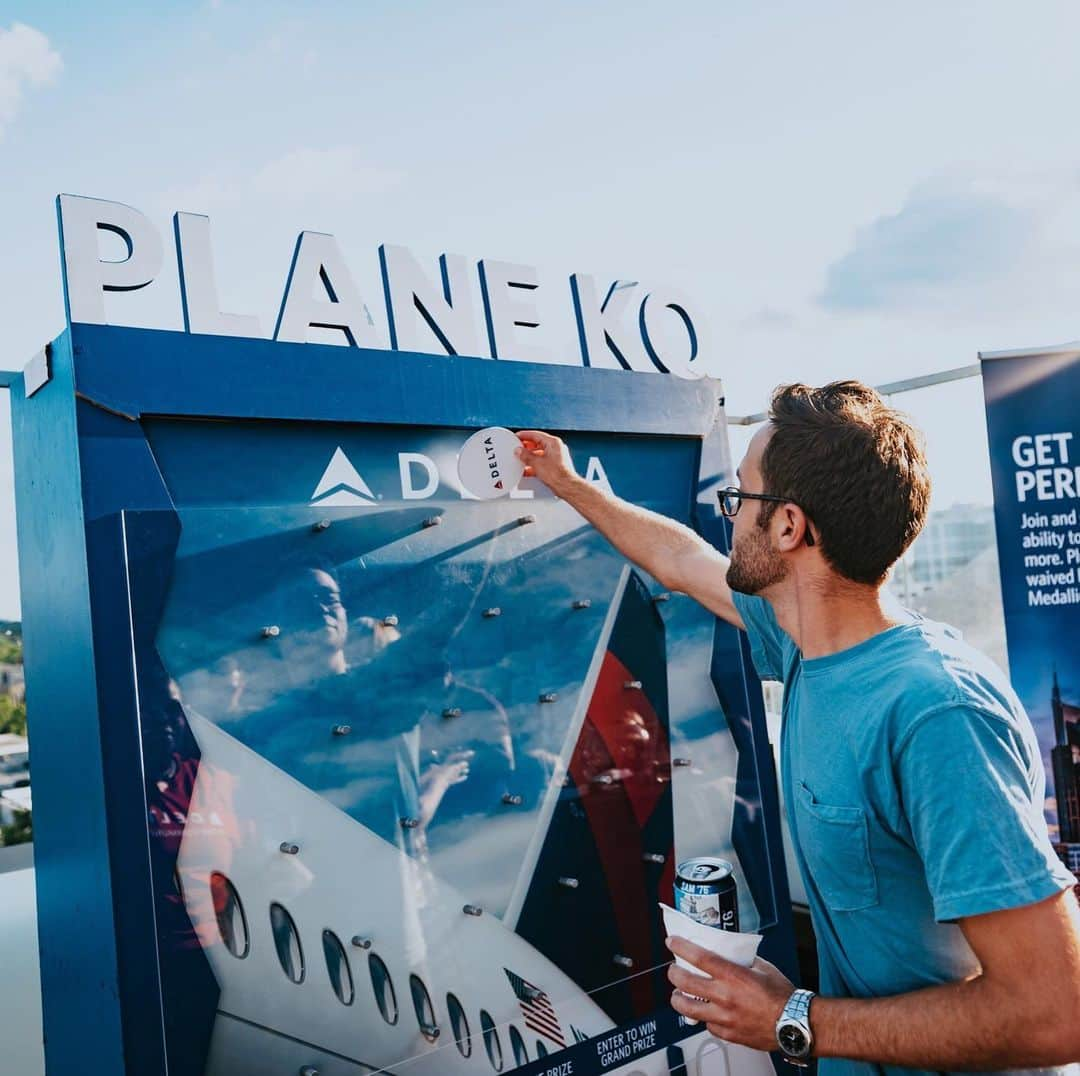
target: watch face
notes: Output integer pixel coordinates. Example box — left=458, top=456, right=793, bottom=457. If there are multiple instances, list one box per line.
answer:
left=779, top=1023, right=809, bottom=1056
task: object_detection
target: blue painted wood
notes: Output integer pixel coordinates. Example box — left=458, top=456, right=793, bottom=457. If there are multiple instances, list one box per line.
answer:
left=76, top=400, right=175, bottom=522
left=10, top=330, right=128, bottom=1076
left=68, top=323, right=721, bottom=435
left=83, top=512, right=171, bottom=1075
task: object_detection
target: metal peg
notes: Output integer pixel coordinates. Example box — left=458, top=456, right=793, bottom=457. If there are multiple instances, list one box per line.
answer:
left=572, top=599, right=592, bottom=610
left=279, top=842, right=299, bottom=855
left=539, top=692, right=557, bottom=704
left=312, top=519, right=331, bottom=532
left=420, top=1024, right=441, bottom=1042
left=558, top=876, right=580, bottom=889
left=672, top=757, right=692, bottom=768
left=261, top=625, right=281, bottom=638
left=502, top=793, right=523, bottom=806
left=463, top=904, right=483, bottom=917
left=623, top=679, right=642, bottom=690
left=331, top=724, right=352, bottom=737
left=300, top=1067, right=320, bottom=1076
left=400, top=817, right=420, bottom=830
left=518, top=514, right=536, bottom=526
left=652, top=593, right=671, bottom=604
left=351, top=935, right=372, bottom=949
left=442, top=707, right=462, bottom=720
left=592, top=773, right=616, bottom=787
left=642, top=852, right=666, bottom=864
left=482, top=607, right=502, bottom=618
left=421, top=516, right=442, bottom=528
left=613, top=954, right=634, bottom=969
left=381, top=615, right=399, bottom=627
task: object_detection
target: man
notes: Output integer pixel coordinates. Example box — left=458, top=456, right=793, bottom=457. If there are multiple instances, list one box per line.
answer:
left=516, top=380, right=1080, bottom=1074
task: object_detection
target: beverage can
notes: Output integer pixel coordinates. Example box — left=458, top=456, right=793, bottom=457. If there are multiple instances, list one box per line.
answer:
left=674, top=857, right=739, bottom=932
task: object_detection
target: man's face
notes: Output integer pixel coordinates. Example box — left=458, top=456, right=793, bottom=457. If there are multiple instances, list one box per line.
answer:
left=312, top=568, right=348, bottom=651
left=726, top=425, right=788, bottom=596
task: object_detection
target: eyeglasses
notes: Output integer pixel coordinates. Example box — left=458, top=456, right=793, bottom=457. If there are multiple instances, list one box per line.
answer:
left=717, top=487, right=816, bottom=547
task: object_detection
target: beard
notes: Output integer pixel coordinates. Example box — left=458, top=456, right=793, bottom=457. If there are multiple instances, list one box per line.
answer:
left=726, top=522, right=788, bottom=595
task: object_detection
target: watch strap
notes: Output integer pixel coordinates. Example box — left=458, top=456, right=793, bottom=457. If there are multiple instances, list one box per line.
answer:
left=783, top=988, right=814, bottom=1024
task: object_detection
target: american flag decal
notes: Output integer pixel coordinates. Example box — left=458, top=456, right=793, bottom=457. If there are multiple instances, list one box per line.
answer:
left=505, top=969, right=565, bottom=1047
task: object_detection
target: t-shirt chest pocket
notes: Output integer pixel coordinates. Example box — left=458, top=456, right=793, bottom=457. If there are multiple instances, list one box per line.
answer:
left=794, top=780, right=879, bottom=912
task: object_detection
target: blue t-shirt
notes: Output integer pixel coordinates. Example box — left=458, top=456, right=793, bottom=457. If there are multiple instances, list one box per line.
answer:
left=733, top=592, right=1076, bottom=1076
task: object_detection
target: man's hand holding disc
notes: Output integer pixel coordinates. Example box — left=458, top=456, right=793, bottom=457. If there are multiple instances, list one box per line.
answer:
left=516, top=430, right=578, bottom=496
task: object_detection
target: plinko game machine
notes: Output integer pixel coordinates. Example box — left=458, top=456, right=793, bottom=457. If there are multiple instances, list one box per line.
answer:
left=12, top=196, right=797, bottom=1076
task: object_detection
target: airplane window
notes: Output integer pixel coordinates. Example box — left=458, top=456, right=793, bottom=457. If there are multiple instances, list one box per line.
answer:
left=509, top=1026, right=529, bottom=1065
left=409, top=975, right=440, bottom=1043
left=480, top=1010, right=503, bottom=1072
left=446, top=993, right=471, bottom=1057
left=322, top=930, right=354, bottom=1005
left=536, top=1039, right=549, bottom=1058
left=269, top=902, right=304, bottom=983
left=369, top=954, right=399, bottom=1025
left=208, top=873, right=249, bottom=959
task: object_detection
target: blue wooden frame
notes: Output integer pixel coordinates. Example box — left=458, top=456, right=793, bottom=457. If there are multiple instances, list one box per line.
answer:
left=65, top=323, right=720, bottom=432
left=12, top=322, right=794, bottom=1076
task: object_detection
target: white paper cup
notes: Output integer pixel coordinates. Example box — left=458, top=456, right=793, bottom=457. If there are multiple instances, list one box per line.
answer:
left=660, top=902, right=763, bottom=1025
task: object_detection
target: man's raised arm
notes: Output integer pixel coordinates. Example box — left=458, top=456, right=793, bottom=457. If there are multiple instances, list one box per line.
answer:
left=515, top=430, right=744, bottom=630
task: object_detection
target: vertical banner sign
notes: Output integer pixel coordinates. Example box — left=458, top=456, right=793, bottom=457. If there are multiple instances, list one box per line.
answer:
left=980, top=345, right=1080, bottom=882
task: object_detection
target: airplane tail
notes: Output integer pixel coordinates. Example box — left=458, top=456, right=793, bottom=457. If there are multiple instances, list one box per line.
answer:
left=514, top=570, right=674, bottom=1023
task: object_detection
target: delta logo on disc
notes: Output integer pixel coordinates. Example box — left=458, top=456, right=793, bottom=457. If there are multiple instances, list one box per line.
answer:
left=457, top=427, right=526, bottom=499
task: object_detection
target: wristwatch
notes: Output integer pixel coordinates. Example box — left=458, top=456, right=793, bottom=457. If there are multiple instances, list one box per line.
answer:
left=775, top=987, right=815, bottom=1066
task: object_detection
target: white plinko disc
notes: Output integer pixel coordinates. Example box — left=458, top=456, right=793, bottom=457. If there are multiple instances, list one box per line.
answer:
left=457, top=427, right=526, bottom=500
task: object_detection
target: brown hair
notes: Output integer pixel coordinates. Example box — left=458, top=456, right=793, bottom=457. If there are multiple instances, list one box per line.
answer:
left=760, top=381, right=930, bottom=585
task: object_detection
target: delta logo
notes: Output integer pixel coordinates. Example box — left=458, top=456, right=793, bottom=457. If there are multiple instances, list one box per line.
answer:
left=310, top=447, right=378, bottom=507
left=309, top=445, right=614, bottom=506
left=485, top=435, right=503, bottom=491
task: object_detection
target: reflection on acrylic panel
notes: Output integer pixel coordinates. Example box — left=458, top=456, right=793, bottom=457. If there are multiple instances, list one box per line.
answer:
left=136, top=420, right=765, bottom=1075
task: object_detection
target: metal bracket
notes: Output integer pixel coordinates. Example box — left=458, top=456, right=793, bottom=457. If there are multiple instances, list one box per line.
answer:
left=24, top=346, right=51, bottom=398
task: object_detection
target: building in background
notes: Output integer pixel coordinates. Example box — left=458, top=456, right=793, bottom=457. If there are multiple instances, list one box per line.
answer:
left=1051, top=672, right=1080, bottom=854
left=886, top=504, right=1006, bottom=671
left=898, top=504, right=996, bottom=598
left=0, top=626, right=29, bottom=845
left=0, top=663, right=24, bottom=704
left=0, top=733, right=30, bottom=833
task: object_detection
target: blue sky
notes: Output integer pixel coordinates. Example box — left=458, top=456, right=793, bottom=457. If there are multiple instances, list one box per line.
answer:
left=2, top=1, right=1080, bottom=616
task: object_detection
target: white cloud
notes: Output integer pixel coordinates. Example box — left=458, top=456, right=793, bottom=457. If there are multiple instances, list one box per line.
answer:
left=0, top=23, right=61, bottom=138
left=818, top=171, right=1080, bottom=318
left=819, top=178, right=1031, bottom=311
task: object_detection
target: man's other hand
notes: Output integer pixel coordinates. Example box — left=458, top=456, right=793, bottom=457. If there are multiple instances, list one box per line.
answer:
left=667, top=936, right=794, bottom=1053
left=516, top=430, right=579, bottom=496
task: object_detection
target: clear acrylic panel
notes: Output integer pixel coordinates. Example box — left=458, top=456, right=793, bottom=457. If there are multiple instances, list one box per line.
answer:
left=126, top=418, right=778, bottom=1075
